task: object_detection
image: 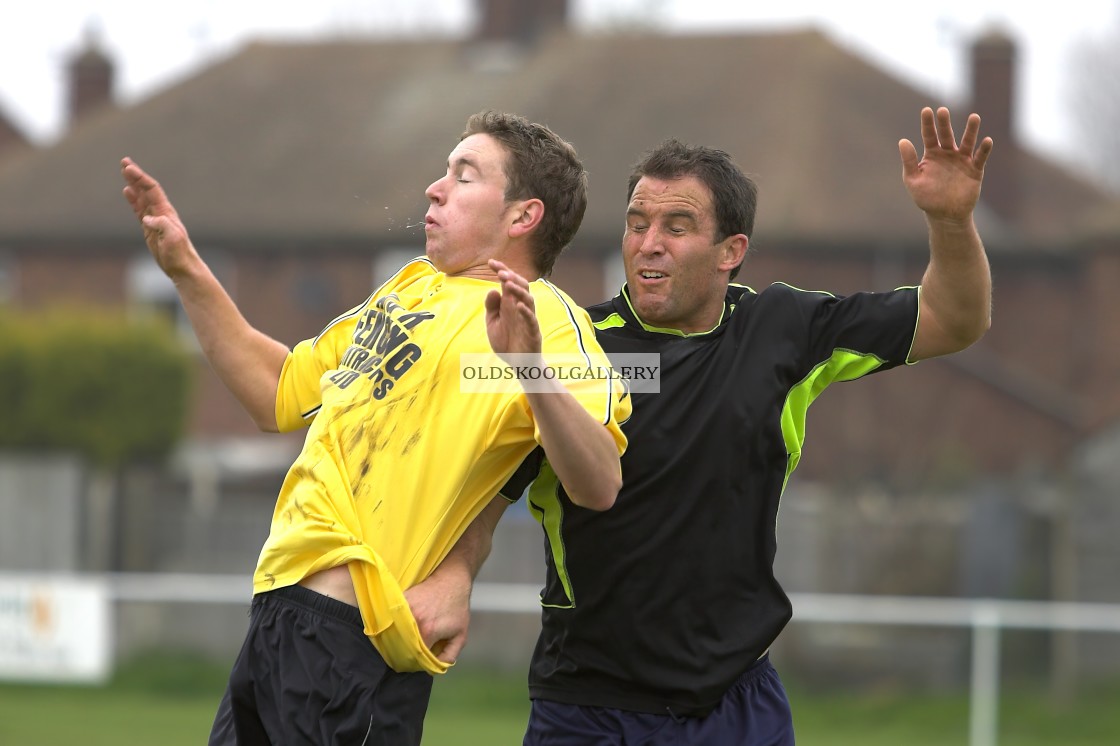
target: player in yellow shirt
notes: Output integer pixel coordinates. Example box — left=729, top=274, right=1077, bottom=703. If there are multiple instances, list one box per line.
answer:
left=121, top=111, right=630, bottom=746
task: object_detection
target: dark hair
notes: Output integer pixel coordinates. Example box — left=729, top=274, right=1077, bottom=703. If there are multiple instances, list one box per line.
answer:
left=462, top=111, right=588, bottom=277
left=627, top=140, right=758, bottom=280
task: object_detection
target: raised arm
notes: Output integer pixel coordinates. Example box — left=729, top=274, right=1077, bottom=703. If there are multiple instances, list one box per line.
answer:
left=485, top=259, right=622, bottom=511
left=121, top=157, right=290, bottom=431
left=899, top=107, right=994, bottom=362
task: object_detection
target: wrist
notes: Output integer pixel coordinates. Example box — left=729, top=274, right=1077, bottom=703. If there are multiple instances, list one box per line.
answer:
left=436, top=552, right=479, bottom=584
left=513, top=354, right=546, bottom=380
left=925, top=213, right=975, bottom=233
left=167, top=252, right=211, bottom=288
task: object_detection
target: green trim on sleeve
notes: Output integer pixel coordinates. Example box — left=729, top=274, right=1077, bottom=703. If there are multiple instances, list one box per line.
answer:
left=525, top=460, right=576, bottom=609
left=780, top=349, right=888, bottom=493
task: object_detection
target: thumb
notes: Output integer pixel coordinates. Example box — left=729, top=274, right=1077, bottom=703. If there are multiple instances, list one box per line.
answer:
left=437, top=631, right=467, bottom=664
left=485, top=289, right=501, bottom=314
left=898, top=139, right=919, bottom=179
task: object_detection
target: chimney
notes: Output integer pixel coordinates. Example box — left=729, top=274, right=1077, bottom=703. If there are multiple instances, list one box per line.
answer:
left=969, top=28, right=1018, bottom=220
left=67, top=24, right=115, bottom=127
left=476, top=0, right=568, bottom=44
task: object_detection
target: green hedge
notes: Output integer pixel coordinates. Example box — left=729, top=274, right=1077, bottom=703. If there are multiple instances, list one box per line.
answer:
left=0, top=307, right=192, bottom=467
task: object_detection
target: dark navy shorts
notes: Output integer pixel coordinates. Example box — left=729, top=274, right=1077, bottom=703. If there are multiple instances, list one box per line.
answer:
left=208, top=585, right=433, bottom=746
left=523, top=655, right=795, bottom=745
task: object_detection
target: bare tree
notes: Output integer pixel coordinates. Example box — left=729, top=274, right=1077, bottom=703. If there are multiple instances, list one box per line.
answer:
left=1066, top=14, right=1120, bottom=194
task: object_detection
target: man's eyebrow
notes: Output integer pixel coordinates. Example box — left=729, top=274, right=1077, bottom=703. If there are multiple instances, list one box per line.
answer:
left=663, top=208, right=698, bottom=222
left=626, top=205, right=699, bottom=222
left=449, top=154, right=481, bottom=172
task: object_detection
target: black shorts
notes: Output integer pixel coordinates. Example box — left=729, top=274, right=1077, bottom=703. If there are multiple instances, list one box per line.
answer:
left=208, top=585, right=433, bottom=746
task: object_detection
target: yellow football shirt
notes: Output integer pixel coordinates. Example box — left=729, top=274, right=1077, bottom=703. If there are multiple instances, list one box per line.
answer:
left=255, top=258, right=629, bottom=674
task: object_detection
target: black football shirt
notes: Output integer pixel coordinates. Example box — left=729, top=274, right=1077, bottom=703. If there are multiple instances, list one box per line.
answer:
left=506, top=281, right=919, bottom=716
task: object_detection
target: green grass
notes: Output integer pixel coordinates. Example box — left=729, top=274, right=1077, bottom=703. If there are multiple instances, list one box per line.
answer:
left=0, top=652, right=228, bottom=746
left=784, top=678, right=1120, bottom=746
left=1, top=654, right=1119, bottom=745
left=423, top=665, right=529, bottom=744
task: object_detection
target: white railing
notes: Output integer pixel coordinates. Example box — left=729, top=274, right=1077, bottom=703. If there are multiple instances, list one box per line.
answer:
left=786, top=593, right=1120, bottom=746
left=28, top=573, right=1120, bottom=746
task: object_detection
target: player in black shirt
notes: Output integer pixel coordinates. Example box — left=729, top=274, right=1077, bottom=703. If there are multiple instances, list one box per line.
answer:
left=411, top=106, right=994, bottom=744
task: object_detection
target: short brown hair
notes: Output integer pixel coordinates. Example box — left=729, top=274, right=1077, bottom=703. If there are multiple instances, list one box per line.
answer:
left=462, top=111, right=588, bottom=277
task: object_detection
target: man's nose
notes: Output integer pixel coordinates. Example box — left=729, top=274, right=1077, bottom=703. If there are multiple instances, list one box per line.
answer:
left=637, top=229, right=664, bottom=255
left=425, top=177, right=445, bottom=204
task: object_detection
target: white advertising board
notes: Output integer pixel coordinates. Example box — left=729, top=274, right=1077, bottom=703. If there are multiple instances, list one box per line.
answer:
left=0, top=574, right=112, bottom=683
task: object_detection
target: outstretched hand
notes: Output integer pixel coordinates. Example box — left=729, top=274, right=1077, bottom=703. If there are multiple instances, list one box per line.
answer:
left=485, top=259, right=543, bottom=362
left=120, top=157, right=197, bottom=278
left=898, top=107, right=993, bottom=223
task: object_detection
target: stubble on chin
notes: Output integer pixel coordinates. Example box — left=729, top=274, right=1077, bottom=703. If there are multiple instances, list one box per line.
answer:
left=632, top=293, right=668, bottom=326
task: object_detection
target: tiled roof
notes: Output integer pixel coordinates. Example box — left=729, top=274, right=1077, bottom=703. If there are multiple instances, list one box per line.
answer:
left=0, top=28, right=1111, bottom=252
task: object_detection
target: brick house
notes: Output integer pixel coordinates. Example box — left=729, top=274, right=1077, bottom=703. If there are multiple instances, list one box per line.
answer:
left=2, top=4, right=1116, bottom=489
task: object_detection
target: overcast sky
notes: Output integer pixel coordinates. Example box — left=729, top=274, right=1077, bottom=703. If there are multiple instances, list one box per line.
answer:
left=1, top=0, right=1118, bottom=172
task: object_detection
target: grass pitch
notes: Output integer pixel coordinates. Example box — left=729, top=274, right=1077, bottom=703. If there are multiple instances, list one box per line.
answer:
left=1, top=653, right=1118, bottom=745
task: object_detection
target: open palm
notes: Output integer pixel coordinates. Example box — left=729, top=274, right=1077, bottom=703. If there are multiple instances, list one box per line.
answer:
left=899, top=107, right=993, bottom=222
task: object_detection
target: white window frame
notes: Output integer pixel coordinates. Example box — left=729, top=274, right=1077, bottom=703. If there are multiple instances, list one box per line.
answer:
left=603, top=252, right=626, bottom=299
left=372, top=247, right=424, bottom=289
left=127, top=250, right=234, bottom=350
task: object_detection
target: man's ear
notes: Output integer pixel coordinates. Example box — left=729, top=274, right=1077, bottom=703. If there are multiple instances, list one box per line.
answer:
left=718, top=234, right=748, bottom=273
left=509, top=198, right=545, bottom=240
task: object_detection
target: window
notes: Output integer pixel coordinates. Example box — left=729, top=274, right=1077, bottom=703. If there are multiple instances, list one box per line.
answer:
left=603, top=252, right=626, bottom=299
left=127, top=250, right=234, bottom=349
left=372, top=247, right=424, bottom=289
